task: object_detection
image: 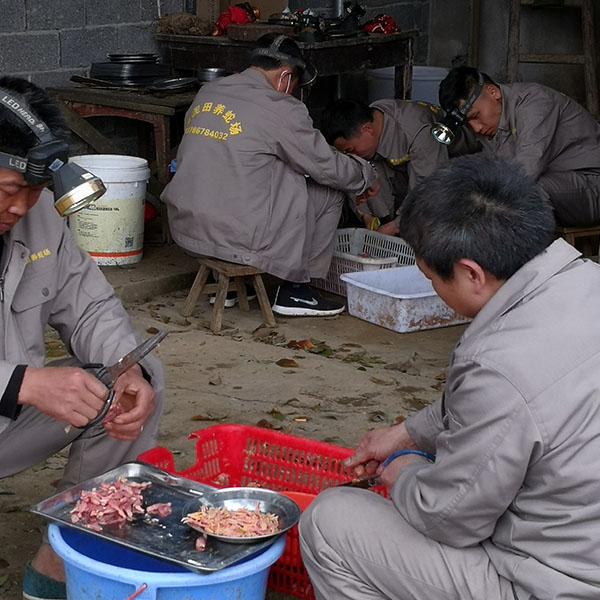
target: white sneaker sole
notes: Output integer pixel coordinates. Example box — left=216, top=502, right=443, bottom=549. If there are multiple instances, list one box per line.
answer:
left=209, top=294, right=257, bottom=308
left=272, top=304, right=345, bottom=317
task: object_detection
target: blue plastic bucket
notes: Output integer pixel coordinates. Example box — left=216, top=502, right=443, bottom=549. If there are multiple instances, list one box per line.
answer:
left=49, top=524, right=286, bottom=599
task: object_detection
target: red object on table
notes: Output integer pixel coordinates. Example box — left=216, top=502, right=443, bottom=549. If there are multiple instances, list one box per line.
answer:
left=364, top=14, right=399, bottom=35
left=213, top=5, right=252, bottom=36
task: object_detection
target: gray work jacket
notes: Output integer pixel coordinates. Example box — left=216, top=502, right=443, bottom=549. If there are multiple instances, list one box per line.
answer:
left=478, top=82, right=600, bottom=180
left=0, top=191, right=163, bottom=434
left=402, top=239, right=600, bottom=599
left=162, top=68, right=375, bottom=282
left=362, top=100, right=450, bottom=223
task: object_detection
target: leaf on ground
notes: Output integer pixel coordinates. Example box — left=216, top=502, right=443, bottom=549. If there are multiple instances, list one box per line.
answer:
left=190, top=413, right=227, bottom=422
left=369, top=376, right=394, bottom=386
left=287, top=339, right=314, bottom=350
left=340, top=342, right=362, bottom=348
left=368, top=410, right=389, bottom=423
left=147, top=327, right=159, bottom=334
left=395, top=415, right=406, bottom=424
left=357, top=366, right=367, bottom=371
left=0, top=573, right=8, bottom=586
left=282, top=397, right=301, bottom=406
left=307, top=341, right=334, bottom=357
left=161, top=315, right=171, bottom=323
left=276, top=358, right=298, bottom=368
left=208, top=375, right=222, bottom=386
left=267, top=408, right=286, bottom=421
left=256, top=419, right=274, bottom=429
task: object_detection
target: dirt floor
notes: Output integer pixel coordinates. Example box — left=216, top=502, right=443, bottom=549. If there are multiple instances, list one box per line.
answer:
left=0, top=283, right=465, bottom=599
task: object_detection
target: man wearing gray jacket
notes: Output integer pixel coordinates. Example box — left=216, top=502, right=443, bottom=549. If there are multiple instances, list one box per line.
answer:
left=162, top=34, right=378, bottom=317
left=299, top=155, right=600, bottom=599
left=436, top=66, right=600, bottom=227
left=0, top=77, right=164, bottom=600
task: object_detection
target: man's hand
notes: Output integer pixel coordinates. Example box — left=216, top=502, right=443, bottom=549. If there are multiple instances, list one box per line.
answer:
left=103, top=365, right=155, bottom=441
left=379, top=453, right=419, bottom=489
left=355, top=179, right=381, bottom=205
left=19, top=366, right=109, bottom=428
left=362, top=213, right=380, bottom=230
left=377, top=221, right=400, bottom=236
left=343, top=422, right=418, bottom=478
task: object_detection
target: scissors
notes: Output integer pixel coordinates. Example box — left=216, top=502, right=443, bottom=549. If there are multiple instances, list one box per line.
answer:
left=77, top=330, right=168, bottom=430
left=339, top=449, right=436, bottom=488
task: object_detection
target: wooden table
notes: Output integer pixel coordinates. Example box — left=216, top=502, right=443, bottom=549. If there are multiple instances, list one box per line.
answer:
left=47, top=86, right=198, bottom=242
left=155, top=30, right=418, bottom=103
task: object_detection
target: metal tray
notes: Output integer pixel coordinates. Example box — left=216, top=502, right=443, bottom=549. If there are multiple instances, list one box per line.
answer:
left=31, top=461, right=279, bottom=573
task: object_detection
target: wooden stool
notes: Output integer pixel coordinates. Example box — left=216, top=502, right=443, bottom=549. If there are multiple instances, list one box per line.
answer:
left=556, top=225, right=600, bottom=257
left=182, top=257, right=277, bottom=333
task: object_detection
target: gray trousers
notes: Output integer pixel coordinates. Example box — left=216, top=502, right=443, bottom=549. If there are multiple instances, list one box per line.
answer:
left=0, top=381, right=164, bottom=492
left=539, top=170, right=600, bottom=227
left=304, top=179, right=345, bottom=281
left=299, top=487, right=517, bottom=600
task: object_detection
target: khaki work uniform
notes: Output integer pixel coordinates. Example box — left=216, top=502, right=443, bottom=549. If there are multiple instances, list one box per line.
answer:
left=478, top=83, right=600, bottom=227
left=162, top=69, right=376, bottom=282
left=357, top=100, right=450, bottom=226
left=0, top=191, right=164, bottom=492
left=300, top=239, right=600, bottom=600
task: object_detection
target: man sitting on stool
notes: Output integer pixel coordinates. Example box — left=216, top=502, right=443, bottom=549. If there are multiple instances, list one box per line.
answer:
left=162, top=34, right=379, bottom=317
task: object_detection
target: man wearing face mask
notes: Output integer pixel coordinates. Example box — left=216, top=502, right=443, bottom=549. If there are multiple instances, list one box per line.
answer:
left=162, top=34, right=379, bottom=317
left=437, top=66, right=600, bottom=227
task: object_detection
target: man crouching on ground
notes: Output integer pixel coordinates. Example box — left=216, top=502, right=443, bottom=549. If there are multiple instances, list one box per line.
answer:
left=299, top=154, right=600, bottom=599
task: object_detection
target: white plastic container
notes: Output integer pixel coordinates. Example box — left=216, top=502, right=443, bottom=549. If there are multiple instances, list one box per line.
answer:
left=340, top=265, right=469, bottom=333
left=311, top=228, right=415, bottom=297
left=367, top=66, right=449, bottom=105
left=68, top=155, right=150, bottom=266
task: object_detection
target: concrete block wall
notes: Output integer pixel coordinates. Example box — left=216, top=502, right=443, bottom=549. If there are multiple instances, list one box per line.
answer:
left=0, top=0, right=185, bottom=87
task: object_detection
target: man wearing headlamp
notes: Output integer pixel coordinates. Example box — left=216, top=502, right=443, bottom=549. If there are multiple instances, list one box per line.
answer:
left=434, top=66, right=600, bottom=228
left=0, top=76, right=165, bottom=600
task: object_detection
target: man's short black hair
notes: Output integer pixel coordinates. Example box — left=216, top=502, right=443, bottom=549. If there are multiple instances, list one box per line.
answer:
left=398, top=154, right=556, bottom=281
left=320, top=99, right=374, bottom=145
left=249, top=33, right=303, bottom=79
left=0, top=76, right=68, bottom=157
left=438, top=66, right=495, bottom=113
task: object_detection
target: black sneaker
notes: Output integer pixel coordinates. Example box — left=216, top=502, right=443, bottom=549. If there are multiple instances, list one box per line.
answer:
left=210, top=284, right=257, bottom=308
left=272, top=283, right=344, bottom=317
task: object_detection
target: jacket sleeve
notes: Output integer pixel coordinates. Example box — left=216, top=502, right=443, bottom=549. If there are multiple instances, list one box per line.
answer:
left=406, top=124, right=450, bottom=189
left=272, top=100, right=376, bottom=196
left=47, top=225, right=163, bottom=388
left=510, top=89, right=563, bottom=182
left=392, top=359, right=541, bottom=548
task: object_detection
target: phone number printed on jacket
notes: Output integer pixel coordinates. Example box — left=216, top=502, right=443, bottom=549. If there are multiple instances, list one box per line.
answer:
left=185, top=100, right=243, bottom=140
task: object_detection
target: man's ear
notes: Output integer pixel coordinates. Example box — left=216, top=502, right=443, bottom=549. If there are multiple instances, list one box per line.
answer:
left=455, top=258, right=487, bottom=293
left=361, top=121, right=375, bottom=136
left=487, top=84, right=502, bottom=100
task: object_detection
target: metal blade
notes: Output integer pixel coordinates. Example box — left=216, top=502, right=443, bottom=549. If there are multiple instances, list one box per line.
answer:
left=337, top=475, right=381, bottom=489
left=104, top=330, right=168, bottom=385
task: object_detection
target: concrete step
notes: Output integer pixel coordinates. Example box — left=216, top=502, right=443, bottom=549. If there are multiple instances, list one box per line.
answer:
left=100, top=243, right=197, bottom=304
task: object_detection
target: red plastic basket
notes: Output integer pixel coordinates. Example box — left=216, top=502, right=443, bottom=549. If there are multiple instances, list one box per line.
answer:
left=138, top=424, right=360, bottom=600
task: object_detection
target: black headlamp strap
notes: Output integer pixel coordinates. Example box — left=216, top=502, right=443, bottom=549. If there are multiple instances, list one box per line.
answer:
left=252, top=35, right=307, bottom=71
left=458, top=72, right=484, bottom=118
left=0, top=151, right=27, bottom=173
left=0, top=88, right=55, bottom=145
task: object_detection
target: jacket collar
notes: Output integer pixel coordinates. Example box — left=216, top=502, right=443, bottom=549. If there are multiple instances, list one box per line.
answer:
left=461, top=238, right=581, bottom=342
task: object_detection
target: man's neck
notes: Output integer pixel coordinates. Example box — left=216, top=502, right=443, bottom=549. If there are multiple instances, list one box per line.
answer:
left=371, top=109, right=384, bottom=147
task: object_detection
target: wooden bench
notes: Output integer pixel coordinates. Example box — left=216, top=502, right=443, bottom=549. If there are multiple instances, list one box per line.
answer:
left=182, top=257, right=276, bottom=333
left=556, top=225, right=600, bottom=257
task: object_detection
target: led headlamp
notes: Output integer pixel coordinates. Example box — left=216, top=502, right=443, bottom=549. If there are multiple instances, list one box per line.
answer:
left=252, top=35, right=318, bottom=87
left=430, top=72, right=484, bottom=145
left=0, top=89, right=106, bottom=216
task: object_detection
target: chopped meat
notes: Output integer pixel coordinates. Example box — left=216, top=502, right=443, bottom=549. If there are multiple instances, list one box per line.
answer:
left=195, top=533, right=208, bottom=551
left=146, top=502, right=172, bottom=517
left=70, top=478, right=150, bottom=530
left=183, top=503, right=279, bottom=538
left=212, top=473, right=230, bottom=487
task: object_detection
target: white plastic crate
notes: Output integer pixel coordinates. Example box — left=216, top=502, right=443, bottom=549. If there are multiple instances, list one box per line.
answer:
left=340, top=266, right=470, bottom=333
left=311, top=228, right=415, bottom=297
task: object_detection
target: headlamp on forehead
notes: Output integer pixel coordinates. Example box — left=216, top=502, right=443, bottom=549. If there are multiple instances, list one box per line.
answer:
left=430, top=72, right=484, bottom=145
left=0, top=89, right=106, bottom=216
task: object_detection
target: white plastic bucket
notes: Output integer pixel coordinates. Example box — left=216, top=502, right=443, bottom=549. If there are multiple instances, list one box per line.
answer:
left=68, top=154, right=150, bottom=266
left=367, top=66, right=449, bottom=105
